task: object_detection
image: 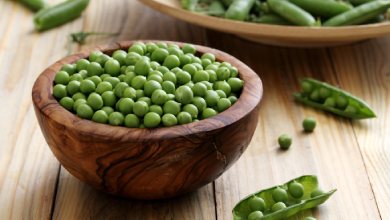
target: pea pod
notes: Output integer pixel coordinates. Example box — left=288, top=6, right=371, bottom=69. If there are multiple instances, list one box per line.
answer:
left=294, top=78, right=376, bottom=119
left=196, top=0, right=226, bottom=16
left=348, top=0, right=375, bottom=6
left=267, top=0, right=316, bottom=26
left=254, top=14, right=292, bottom=25
left=225, top=0, right=256, bottom=21
left=233, top=175, right=336, bottom=220
left=20, top=0, right=46, bottom=11
left=324, top=0, right=390, bottom=26
left=34, top=0, right=90, bottom=31
left=289, top=0, right=353, bottom=18
left=181, top=0, right=199, bottom=11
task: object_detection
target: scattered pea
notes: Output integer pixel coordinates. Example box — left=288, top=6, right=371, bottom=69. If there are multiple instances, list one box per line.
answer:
left=278, top=134, right=292, bottom=150
left=303, top=117, right=316, bottom=132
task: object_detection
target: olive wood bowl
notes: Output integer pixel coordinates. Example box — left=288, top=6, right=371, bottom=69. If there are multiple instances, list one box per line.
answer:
left=32, top=40, right=263, bottom=200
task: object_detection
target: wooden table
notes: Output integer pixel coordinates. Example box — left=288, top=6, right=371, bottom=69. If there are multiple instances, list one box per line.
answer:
left=0, top=1, right=389, bottom=219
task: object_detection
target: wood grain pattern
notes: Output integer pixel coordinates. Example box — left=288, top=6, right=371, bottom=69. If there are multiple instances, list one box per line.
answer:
left=1, top=0, right=390, bottom=219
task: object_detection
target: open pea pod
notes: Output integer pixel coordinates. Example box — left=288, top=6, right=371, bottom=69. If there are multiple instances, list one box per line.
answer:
left=232, top=175, right=336, bottom=220
left=294, top=78, right=376, bottom=119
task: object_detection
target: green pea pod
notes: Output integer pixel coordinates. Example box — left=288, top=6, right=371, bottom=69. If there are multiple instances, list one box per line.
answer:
left=254, top=14, right=292, bottom=25
left=324, top=0, right=390, bottom=26
left=196, top=0, right=226, bottom=16
left=294, top=78, right=376, bottom=119
left=289, top=0, right=353, bottom=18
left=232, top=175, right=336, bottom=220
left=34, top=0, right=90, bottom=31
left=181, top=0, right=199, bottom=11
left=19, top=0, right=46, bottom=11
left=221, top=0, right=234, bottom=7
left=267, top=0, right=316, bottom=26
left=348, top=0, right=375, bottom=6
left=225, top=0, right=256, bottom=21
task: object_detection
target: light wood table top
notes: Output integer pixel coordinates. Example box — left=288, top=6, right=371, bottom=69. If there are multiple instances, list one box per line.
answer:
left=0, top=0, right=389, bottom=219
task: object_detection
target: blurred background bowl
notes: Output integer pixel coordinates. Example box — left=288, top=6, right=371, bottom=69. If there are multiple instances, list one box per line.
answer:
left=32, top=41, right=263, bottom=200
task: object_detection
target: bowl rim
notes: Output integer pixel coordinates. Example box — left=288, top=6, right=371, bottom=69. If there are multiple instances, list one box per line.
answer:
left=32, top=40, right=263, bottom=141
left=139, top=0, right=390, bottom=40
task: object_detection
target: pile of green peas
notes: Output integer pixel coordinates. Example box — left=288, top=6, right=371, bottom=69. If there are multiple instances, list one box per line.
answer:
left=52, top=42, right=243, bottom=128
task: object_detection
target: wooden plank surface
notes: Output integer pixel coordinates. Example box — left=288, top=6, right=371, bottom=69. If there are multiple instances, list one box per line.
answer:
left=0, top=0, right=389, bottom=219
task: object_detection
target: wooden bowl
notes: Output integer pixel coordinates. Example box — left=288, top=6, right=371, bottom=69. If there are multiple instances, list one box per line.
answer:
left=32, top=41, right=263, bottom=200
left=140, top=0, right=390, bottom=47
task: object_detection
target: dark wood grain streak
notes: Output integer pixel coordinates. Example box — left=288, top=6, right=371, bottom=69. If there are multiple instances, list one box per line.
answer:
left=32, top=41, right=263, bottom=199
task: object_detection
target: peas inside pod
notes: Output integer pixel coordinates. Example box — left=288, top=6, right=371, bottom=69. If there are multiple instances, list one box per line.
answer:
left=232, top=175, right=336, bottom=220
left=52, top=42, right=244, bottom=128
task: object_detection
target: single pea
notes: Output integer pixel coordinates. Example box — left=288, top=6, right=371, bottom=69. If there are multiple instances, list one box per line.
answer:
left=100, top=73, right=110, bottom=81
left=324, top=97, right=336, bottom=107
left=216, top=90, right=227, bottom=99
left=311, top=188, right=325, bottom=198
left=61, top=63, right=76, bottom=74
left=92, top=110, right=108, bottom=124
left=118, top=98, right=134, bottom=115
left=288, top=181, right=304, bottom=199
left=206, top=64, right=218, bottom=72
left=303, top=117, right=316, bottom=132
left=168, top=47, right=183, bottom=56
left=66, top=80, right=81, bottom=96
left=59, top=97, right=74, bottom=111
left=89, top=51, right=103, bottom=62
left=76, top=104, right=94, bottom=119
left=201, top=81, right=213, bottom=90
left=162, top=113, right=177, bottom=127
left=179, top=54, right=192, bottom=66
left=53, top=84, right=67, bottom=99
left=80, top=79, right=96, bottom=94
left=183, top=104, right=198, bottom=119
left=146, top=42, right=158, bottom=53
left=150, top=61, right=161, bottom=70
left=128, top=44, right=144, bottom=55
left=76, top=59, right=90, bottom=71
left=309, top=89, right=321, bottom=102
left=205, top=90, right=220, bottom=107
left=278, top=134, right=292, bottom=150
left=163, top=100, right=181, bottom=116
left=73, top=99, right=86, bottom=111
left=163, top=55, right=180, bottom=69
left=101, top=91, right=117, bottom=107
left=319, top=87, right=331, bottom=99
left=183, top=63, right=197, bottom=76
left=193, top=70, right=209, bottom=83
left=163, top=71, right=177, bottom=84
left=134, top=42, right=146, bottom=51
left=95, top=54, right=110, bottom=66
left=69, top=73, right=83, bottom=82
left=133, top=101, right=149, bottom=117
left=149, top=69, right=163, bottom=77
left=72, top=92, right=86, bottom=101
left=54, top=71, right=70, bottom=85
left=123, top=87, right=136, bottom=99
left=272, top=187, right=288, bottom=203
left=177, top=112, right=192, bottom=125
left=102, top=106, right=114, bottom=115
left=87, top=93, right=104, bottom=110
left=304, top=217, right=316, bottom=220
left=147, top=74, right=163, bottom=83
left=144, top=112, right=161, bottom=128
left=114, top=82, right=129, bottom=98
left=161, top=81, right=176, bottom=94
left=220, top=62, right=232, bottom=68
left=271, top=202, right=286, bottom=212
left=336, top=95, right=348, bottom=109
left=95, top=81, right=112, bottom=94
left=176, top=70, right=192, bottom=85
left=156, top=42, right=168, bottom=49
left=120, top=66, right=127, bottom=75
left=124, top=71, right=136, bottom=84
left=192, top=57, right=202, bottom=65
left=248, top=196, right=266, bottom=212
left=175, top=86, right=193, bottom=105
left=144, top=80, right=162, bottom=97
left=200, top=52, right=215, bottom=62
left=151, top=89, right=168, bottom=105
left=192, top=82, right=207, bottom=97
left=108, top=112, right=125, bottom=126
left=80, top=70, right=89, bottom=78
left=207, top=70, right=217, bottom=83
left=214, top=81, right=231, bottom=96
left=135, top=89, right=144, bottom=99
left=171, top=67, right=181, bottom=74
left=157, top=66, right=169, bottom=74
left=345, top=105, right=358, bottom=114
left=192, top=97, right=207, bottom=111
left=103, top=76, right=121, bottom=88
left=149, top=105, right=163, bottom=116
left=151, top=48, right=169, bottom=63
left=104, top=59, right=121, bottom=76
left=247, top=211, right=263, bottom=220
left=228, top=78, right=244, bottom=93
left=138, top=97, right=151, bottom=106
left=86, top=62, right=104, bottom=76
left=134, top=59, right=150, bottom=76
left=217, top=98, right=231, bottom=112
left=182, top=44, right=196, bottom=54
left=112, top=50, right=127, bottom=66
left=216, top=67, right=230, bottom=81
left=124, top=114, right=140, bottom=128
left=167, top=93, right=175, bottom=101
left=87, top=75, right=102, bottom=86
left=202, top=108, right=217, bottom=119
left=131, top=75, right=147, bottom=90
left=125, top=52, right=142, bottom=66
left=201, top=59, right=212, bottom=69
left=301, top=81, right=313, bottom=94
left=228, top=95, right=238, bottom=105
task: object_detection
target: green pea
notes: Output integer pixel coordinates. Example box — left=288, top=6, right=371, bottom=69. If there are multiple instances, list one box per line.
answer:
left=73, top=99, right=86, bottom=111
left=76, top=59, right=90, bottom=71
left=230, top=67, right=238, bottom=77
left=151, top=48, right=169, bottom=63
left=288, top=181, right=304, bottom=199
left=216, top=67, right=230, bottom=81
left=183, top=63, right=197, bottom=76
left=248, top=211, right=263, bottom=220
left=134, top=59, right=150, bottom=76
left=324, top=97, right=336, bottom=107
left=206, top=64, right=218, bottom=72
left=217, top=98, right=231, bottom=112
left=72, top=92, right=86, bottom=101
left=216, top=90, right=227, bottom=99
left=201, top=81, right=213, bottom=90
left=79, top=79, right=95, bottom=94
left=101, top=91, right=117, bottom=107
left=108, top=112, right=125, bottom=126
left=271, top=202, right=286, bottom=212
left=303, top=117, right=316, bottom=132
left=66, top=80, right=81, bottom=96
left=345, top=105, right=358, bottom=114
left=192, top=82, right=207, bottom=97
left=228, top=78, right=243, bottom=93
left=59, top=97, right=74, bottom=111
left=161, top=81, right=176, bottom=94
left=336, top=95, right=348, bottom=109
left=95, top=54, right=110, bottom=67
left=205, top=90, right=220, bottom=107
left=179, top=54, right=192, bottom=66
left=171, top=67, right=181, bottom=74
left=144, top=80, right=162, bottom=97
left=133, top=101, right=149, bottom=117
left=54, top=71, right=70, bottom=85
left=53, top=84, right=67, bottom=99
left=193, top=70, right=209, bottom=83
left=272, top=187, right=288, bottom=202
left=143, top=112, right=161, bottom=128
left=123, top=87, right=136, bottom=99
left=207, top=70, right=217, bottom=83
left=114, top=82, right=129, bottom=98
left=177, top=111, right=192, bottom=124
left=192, top=97, right=207, bottom=111
left=201, top=59, right=212, bottom=69
left=304, top=217, right=316, bottom=220
left=104, top=59, right=121, bottom=76
left=151, top=89, right=168, bottom=105
left=319, top=87, right=331, bottom=99
left=175, top=86, right=193, bottom=105
left=131, top=75, right=147, bottom=90
left=182, top=44, right=196, bottom=54
left=167, top=93, right=175, bottom=101
left=89, top=51, right=103, bottom=62
left=118, top=98, right=134, bottom=115
left=135, top=89, right=144, bottom=99
left=163, top=55, right=180, bottom=69
left=163, top=71, right=177, bottom=84
left=157, top=66, right=170, bottom=74
left=278, top=134, right=292, bottom=150
left=163, top=100, right=181, bottom=116
left=214, top=81, right=231, bottom=96
left=124, top=114, right=140, bottom=128
left=69, top=73, right=83, bottom=82
left=87, top=62, right=104, bottom=76
left=176, top=70, right=192, bottom=85
left=103, top=76, right=121, bottom=88
left=182, top=104, right=198, bottom=119
left=202, top=108, right=217, bottom=119
left=162, top=113, right=178, bottom=127
left=112, top=50, right=127, bottom=66
left=125, top=52, right=142, bottom=66
left=100, top=73, right=111, bottom=81
left=95, top=81, right=112, bottom=94
left=309, top=89, right=321, bottom=102
left=201, top=53, right=216, bottom=62
left=147, top=74, right=163, bottom=83
left=87, top=93, right=104, bottom=110
left=76, top=104, right=94, bottom=119
left=61, top=63, right=76, bottom=74
left=192, top=57, right=202, bottom=65
left=248, top=196, right=266, bottom=212
left=228, top=95, right=238, bottom=105
left=146, top=42, right=158, bottom=53
left=311, top=188, right=324, bottom=198
left=92, top=110, right=108, bottom=124
left=128, top=44, right=144, bottom=55
left=149, top=105, right=163, bottom=116
left=301, top=81, right=313, bottom=94
left=138, top=97, right=151, bottom=106
left=168, top=47, right=183, bottom=56
left=87, top=75, right=102, bottom=86
left=102, top=106, right=114, bottom=115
